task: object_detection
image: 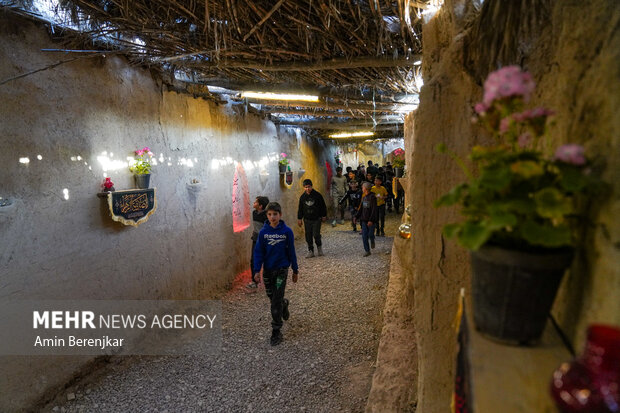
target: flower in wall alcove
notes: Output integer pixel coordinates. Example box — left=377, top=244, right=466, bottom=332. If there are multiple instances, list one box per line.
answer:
left=278, top=153, right=289, bottom=167
left=130, top=147, right=154, bottom=175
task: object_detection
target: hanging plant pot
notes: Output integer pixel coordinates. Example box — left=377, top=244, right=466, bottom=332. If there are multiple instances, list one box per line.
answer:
left=394, top=167, right=404, bottom=177
left=470, top=245, right=573, bottom=345
left=278, top=163, right=287, bottom=175
left=134, top=174, right=151, bottom=189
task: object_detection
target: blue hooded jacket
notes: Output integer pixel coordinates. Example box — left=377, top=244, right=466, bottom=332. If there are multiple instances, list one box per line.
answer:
left=253, top=220, right=299, bottom=273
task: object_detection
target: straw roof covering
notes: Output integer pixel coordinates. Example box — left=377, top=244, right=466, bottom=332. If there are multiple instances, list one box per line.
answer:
left=5, top=0, right=439, bottom=138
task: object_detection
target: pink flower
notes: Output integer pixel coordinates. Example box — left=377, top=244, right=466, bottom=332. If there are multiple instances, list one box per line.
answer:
left=281, top=152, right=287, bottom=158
left=499, top=117, right=511, bottom=134
left=516, top=107, right=555, bottom=120
left=143, top=147, right=151, bottom=152
left=147, top=151, right=154, bottom=157
left=474, top=102, right=488, bottom=114
left=483, top=66, right=536, bottom=106
left=136, top=149, right=144, bottom=156
left=554, top=144, right=586, bottom=165
left=517, top=133, right=532, bottom=148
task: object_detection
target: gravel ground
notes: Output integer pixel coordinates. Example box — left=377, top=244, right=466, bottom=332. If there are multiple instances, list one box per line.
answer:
left=47, top=214, right=400, bottom=413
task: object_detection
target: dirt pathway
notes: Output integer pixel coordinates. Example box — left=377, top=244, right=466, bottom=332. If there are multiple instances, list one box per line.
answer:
left=48, top=215, right=400, bottom=413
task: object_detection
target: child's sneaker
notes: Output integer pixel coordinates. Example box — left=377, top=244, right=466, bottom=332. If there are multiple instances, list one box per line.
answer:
left=270, top=329, right=283, bottom=346
left=306, top=251, right=315, bottom=258
left=331, top=220, right=337, bottom=227
left=363, top=251, right=371, bottom=257
left=282, top=298, right=290, bottom=321
left=246, top=281, right=258, bottom=289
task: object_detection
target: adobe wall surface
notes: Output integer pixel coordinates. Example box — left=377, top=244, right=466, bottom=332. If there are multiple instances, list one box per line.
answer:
left=0, top=14, right=335, bottom=411
left=401, top=0, right=619, bottom=411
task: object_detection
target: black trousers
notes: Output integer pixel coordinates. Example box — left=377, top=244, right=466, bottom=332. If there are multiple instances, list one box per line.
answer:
left=303, top=218, right=322, bottom=251
left=263, top=268, right=288, bottom=330
left=348, top=207, right=358, bottom=229
left=377, top=204, right=386, bottom=233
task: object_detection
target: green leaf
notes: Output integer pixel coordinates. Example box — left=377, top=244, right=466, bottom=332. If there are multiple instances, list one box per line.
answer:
left=534, top=187, right=572, bottom=219
left=434, top=184, right=466, bottom=207
left=487, top=210, right=518, bottom=231
left=510, top=160, right=544, bottom=178
left=442, top=223, right=462, bottom=239
left=520, top=219, right=572, bottom=247
left=436, top=143, right=447, bottom=153
left=479, top=163, right=512, bottom=190
left=558, top=164, right=588, bottom=192
left=500, top=198, right=537, bottom=215
left=457, top=221, right=493, bottom=250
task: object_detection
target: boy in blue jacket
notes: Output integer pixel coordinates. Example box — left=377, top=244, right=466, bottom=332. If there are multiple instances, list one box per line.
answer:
left=253, top=202, right=299, bottom=346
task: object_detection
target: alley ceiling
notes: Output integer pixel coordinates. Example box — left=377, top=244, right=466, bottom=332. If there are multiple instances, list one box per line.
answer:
left=4, top=0, right=438, bottom=139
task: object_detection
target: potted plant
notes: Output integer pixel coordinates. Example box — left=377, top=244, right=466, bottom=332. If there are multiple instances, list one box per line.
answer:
left=130, top=146, right=154, bottom=189
left=435, top=66, right=606, bottom=344
left=278, top=152, right=289, bottom=175
left=334, top=150, right=342, bottom=167
left=392, top=148, right=406, bottom=177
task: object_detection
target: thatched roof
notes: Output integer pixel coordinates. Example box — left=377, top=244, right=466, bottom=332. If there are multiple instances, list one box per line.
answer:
left=4, top=0, right=437, bottom=139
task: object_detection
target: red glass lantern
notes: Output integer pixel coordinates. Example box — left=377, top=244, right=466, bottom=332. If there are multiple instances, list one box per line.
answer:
left=550, top=324, right=620, bottom=412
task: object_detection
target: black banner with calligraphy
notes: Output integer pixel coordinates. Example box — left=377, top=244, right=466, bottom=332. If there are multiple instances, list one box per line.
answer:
left=107, top=189, right=157, bottom=226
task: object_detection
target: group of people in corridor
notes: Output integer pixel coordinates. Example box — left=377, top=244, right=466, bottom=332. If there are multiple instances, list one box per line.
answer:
left=248, top=160, right=404, bottom=346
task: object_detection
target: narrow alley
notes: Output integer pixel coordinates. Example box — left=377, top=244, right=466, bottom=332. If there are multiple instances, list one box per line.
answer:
left=46, top=215, right=401, bottom=413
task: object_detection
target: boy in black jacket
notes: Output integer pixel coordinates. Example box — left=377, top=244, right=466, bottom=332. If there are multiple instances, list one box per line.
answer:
left=297, top=179, right=327, bottom=258
left=247, top=196, right=269, bottom=289
left=354, top=182, right=378, bottom=257
left=339, top=180, right=362, bottom=231
left=253, top=202, right=299, bottom=346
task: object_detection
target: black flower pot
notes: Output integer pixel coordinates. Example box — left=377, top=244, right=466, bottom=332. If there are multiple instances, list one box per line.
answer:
left=134, top=174, right=151, bottom=189
left=394, top=167, right=404, bottom=177
left=470, top=245, right=574, bottom=345
left=278, top=163, right=287, bottom=175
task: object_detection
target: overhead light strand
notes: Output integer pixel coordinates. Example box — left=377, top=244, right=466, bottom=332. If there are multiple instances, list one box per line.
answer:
left=329, top=131, right=375, bottom=138
left=241, top=91, right=319, bottom=102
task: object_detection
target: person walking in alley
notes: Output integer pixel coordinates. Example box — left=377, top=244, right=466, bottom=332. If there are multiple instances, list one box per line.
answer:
left=371, top=176, right=388, bottom=236
left=330, top=166, right=347, bottom=226
left=354, top=182, right=378, bottom=257
left=366, top=160, right=377, bottom=180
left=253, top=202, right=299, bottom=346
left=339, top=179, right=362, bottom=231
left=247, top=196, right=269, bottom=289
left=297, top=179, right=327, bottom=257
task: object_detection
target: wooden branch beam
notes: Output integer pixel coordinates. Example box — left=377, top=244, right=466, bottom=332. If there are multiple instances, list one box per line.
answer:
left=202, top=78, right=414, bottom=102
left=243, top=0, right=286, bottom=41
left=272, top=119, right=403, bottom=130
left=270, top=117, right=403, bottom=126
left=259, top=108, right=370, bottom=118
left=188, top=55, right=422, bottom=71
left=238, top=98, right=412, bottom=112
